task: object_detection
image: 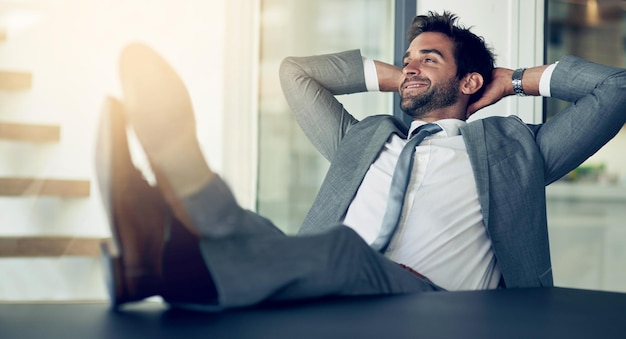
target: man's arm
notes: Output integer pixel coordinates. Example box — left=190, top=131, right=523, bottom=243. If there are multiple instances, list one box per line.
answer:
left=373, top=60, right=404, bottom=92
left=279, top=50, right=367, bottom=161
left=539, top=56, right=626, bottom=183
left=470, top=56, right=626, bottom=184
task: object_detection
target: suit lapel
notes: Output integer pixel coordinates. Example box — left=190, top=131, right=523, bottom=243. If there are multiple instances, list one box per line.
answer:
left=299, top=116, right=406, bottom=234
left=460, top=121, right=491, bottom=229
left=329, top=117, right=405, bottom=223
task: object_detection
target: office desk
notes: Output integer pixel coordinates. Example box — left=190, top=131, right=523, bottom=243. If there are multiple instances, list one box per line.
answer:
left=1, top=287, right=624, bottom=338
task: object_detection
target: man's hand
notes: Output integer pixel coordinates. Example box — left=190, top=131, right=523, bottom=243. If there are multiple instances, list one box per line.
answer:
left=466, top=68, right=514, bottom=118
left=466, top=65, right=548, bottom=118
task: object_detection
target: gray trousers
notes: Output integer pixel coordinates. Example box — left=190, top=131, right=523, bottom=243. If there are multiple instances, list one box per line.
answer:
left=180, top=176, right=441, bottom=309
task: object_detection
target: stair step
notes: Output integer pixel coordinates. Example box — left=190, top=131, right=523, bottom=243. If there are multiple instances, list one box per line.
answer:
left=0, top=122, right=60, bottom=142
left=0, top=236, right=108, bottom=257
left=0, top=71, right=32, bottom=90
left=0, top=177, right=90, bottom=197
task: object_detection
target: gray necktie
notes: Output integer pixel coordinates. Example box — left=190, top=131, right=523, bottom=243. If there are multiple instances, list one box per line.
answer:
left=371, top=123, right=443, bottom=252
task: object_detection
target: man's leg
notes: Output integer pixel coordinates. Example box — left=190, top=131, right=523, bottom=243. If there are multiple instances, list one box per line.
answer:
left=95, top=96, right=170, bottom=307
left=171, top=173, right=440, bottom=309
left=96, top=95, right=226, bottom=309
left=117, top=43, right=440, bottom=310
left=199, top=218, right=441, bottom=308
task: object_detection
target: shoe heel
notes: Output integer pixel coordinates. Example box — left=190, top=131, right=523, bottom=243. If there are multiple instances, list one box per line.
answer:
left=100, top=241, right=122, bottom=310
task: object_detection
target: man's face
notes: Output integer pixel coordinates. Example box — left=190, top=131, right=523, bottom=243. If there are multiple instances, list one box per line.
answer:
left=400, top=32, right=461, bottom=119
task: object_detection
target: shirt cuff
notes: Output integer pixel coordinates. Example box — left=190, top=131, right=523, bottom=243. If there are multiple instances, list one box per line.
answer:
left=539, top=62, right=558, bottom=97
left=362, top=56, right=380, bottom=92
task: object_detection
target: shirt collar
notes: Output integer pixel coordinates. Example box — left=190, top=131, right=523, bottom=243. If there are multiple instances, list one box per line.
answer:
left=408, top=119, right=465, bottom=139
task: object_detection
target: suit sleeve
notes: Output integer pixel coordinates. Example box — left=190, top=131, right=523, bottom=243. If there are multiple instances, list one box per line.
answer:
left=279, top=50, right=367, bottom=161
left=536, top=55, right=626, bottom=184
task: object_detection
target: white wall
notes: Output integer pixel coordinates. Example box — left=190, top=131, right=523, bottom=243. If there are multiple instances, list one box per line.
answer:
left=221, top=0, right=260, bottom=210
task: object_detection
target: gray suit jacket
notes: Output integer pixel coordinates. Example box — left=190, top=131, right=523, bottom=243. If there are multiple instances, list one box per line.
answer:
left=279, top=50, right=626, bottom=289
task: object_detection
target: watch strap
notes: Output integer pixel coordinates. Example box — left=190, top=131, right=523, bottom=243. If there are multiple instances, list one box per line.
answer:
left=512, top=68, right=527, bottom=97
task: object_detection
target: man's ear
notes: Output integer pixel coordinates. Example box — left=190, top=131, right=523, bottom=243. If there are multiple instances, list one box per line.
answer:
left=460, top=72, right=484, bottom=95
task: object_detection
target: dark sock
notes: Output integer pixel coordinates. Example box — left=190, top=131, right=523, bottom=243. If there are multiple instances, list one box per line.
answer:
left=161, top=216, right=218, bottom=305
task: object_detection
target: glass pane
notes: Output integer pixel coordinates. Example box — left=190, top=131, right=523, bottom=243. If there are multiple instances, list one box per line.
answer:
left=546, top=0, right=626, bottom=292
left=257, top=0, right=394, bottom=234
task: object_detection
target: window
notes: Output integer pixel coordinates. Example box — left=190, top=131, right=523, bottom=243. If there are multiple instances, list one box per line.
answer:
left=546, top=0, right=626, bottom=292
left=257, top=0, right=395, bottom=234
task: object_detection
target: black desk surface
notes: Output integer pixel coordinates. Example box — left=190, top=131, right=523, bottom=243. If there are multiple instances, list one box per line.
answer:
left=1, top=287, right=625, bottom=339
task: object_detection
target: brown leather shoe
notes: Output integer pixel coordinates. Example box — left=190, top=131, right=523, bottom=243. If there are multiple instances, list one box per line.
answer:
left=96, top=96, right=170, bottom=308
left=118, top=42, right=216, bottom=237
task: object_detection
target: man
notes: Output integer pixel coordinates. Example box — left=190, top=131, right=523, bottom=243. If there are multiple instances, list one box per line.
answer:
left=99, top=11, right=626, bottom=311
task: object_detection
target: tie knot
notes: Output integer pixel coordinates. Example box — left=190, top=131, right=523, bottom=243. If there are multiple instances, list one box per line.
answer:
left=409, top=123, right=442, bottom=139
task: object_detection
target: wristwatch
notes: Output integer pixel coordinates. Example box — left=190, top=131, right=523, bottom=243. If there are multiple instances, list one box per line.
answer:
left=512, top=68, right=527, bottom=96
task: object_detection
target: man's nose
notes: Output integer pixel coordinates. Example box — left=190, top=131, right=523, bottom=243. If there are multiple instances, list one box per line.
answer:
left=403, top=61, right=420, bottom=76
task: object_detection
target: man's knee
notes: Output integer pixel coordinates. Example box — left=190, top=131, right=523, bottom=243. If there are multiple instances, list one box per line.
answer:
left=327, top=225, right=364, bottom=241
left=323, top=225, right=373, bottom=255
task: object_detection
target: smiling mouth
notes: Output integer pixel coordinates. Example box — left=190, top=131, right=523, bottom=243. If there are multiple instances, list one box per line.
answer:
left=404, top=83, right=427, bottom=90
left=401, top=77, right=430, bottom=92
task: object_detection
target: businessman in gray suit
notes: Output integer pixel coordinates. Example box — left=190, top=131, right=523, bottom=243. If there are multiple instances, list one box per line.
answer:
left=99, top=11, right=626, bottom=311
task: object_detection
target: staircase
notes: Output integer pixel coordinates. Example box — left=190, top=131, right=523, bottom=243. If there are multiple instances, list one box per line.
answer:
left=0, top=24, right=108, bottom=301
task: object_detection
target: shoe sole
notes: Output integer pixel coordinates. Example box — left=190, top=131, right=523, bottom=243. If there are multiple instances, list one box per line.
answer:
left=119, top=42, right=214, bottom=201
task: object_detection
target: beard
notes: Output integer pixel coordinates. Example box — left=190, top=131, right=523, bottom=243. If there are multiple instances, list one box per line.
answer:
left=400, top=76, right=460, bottom=119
